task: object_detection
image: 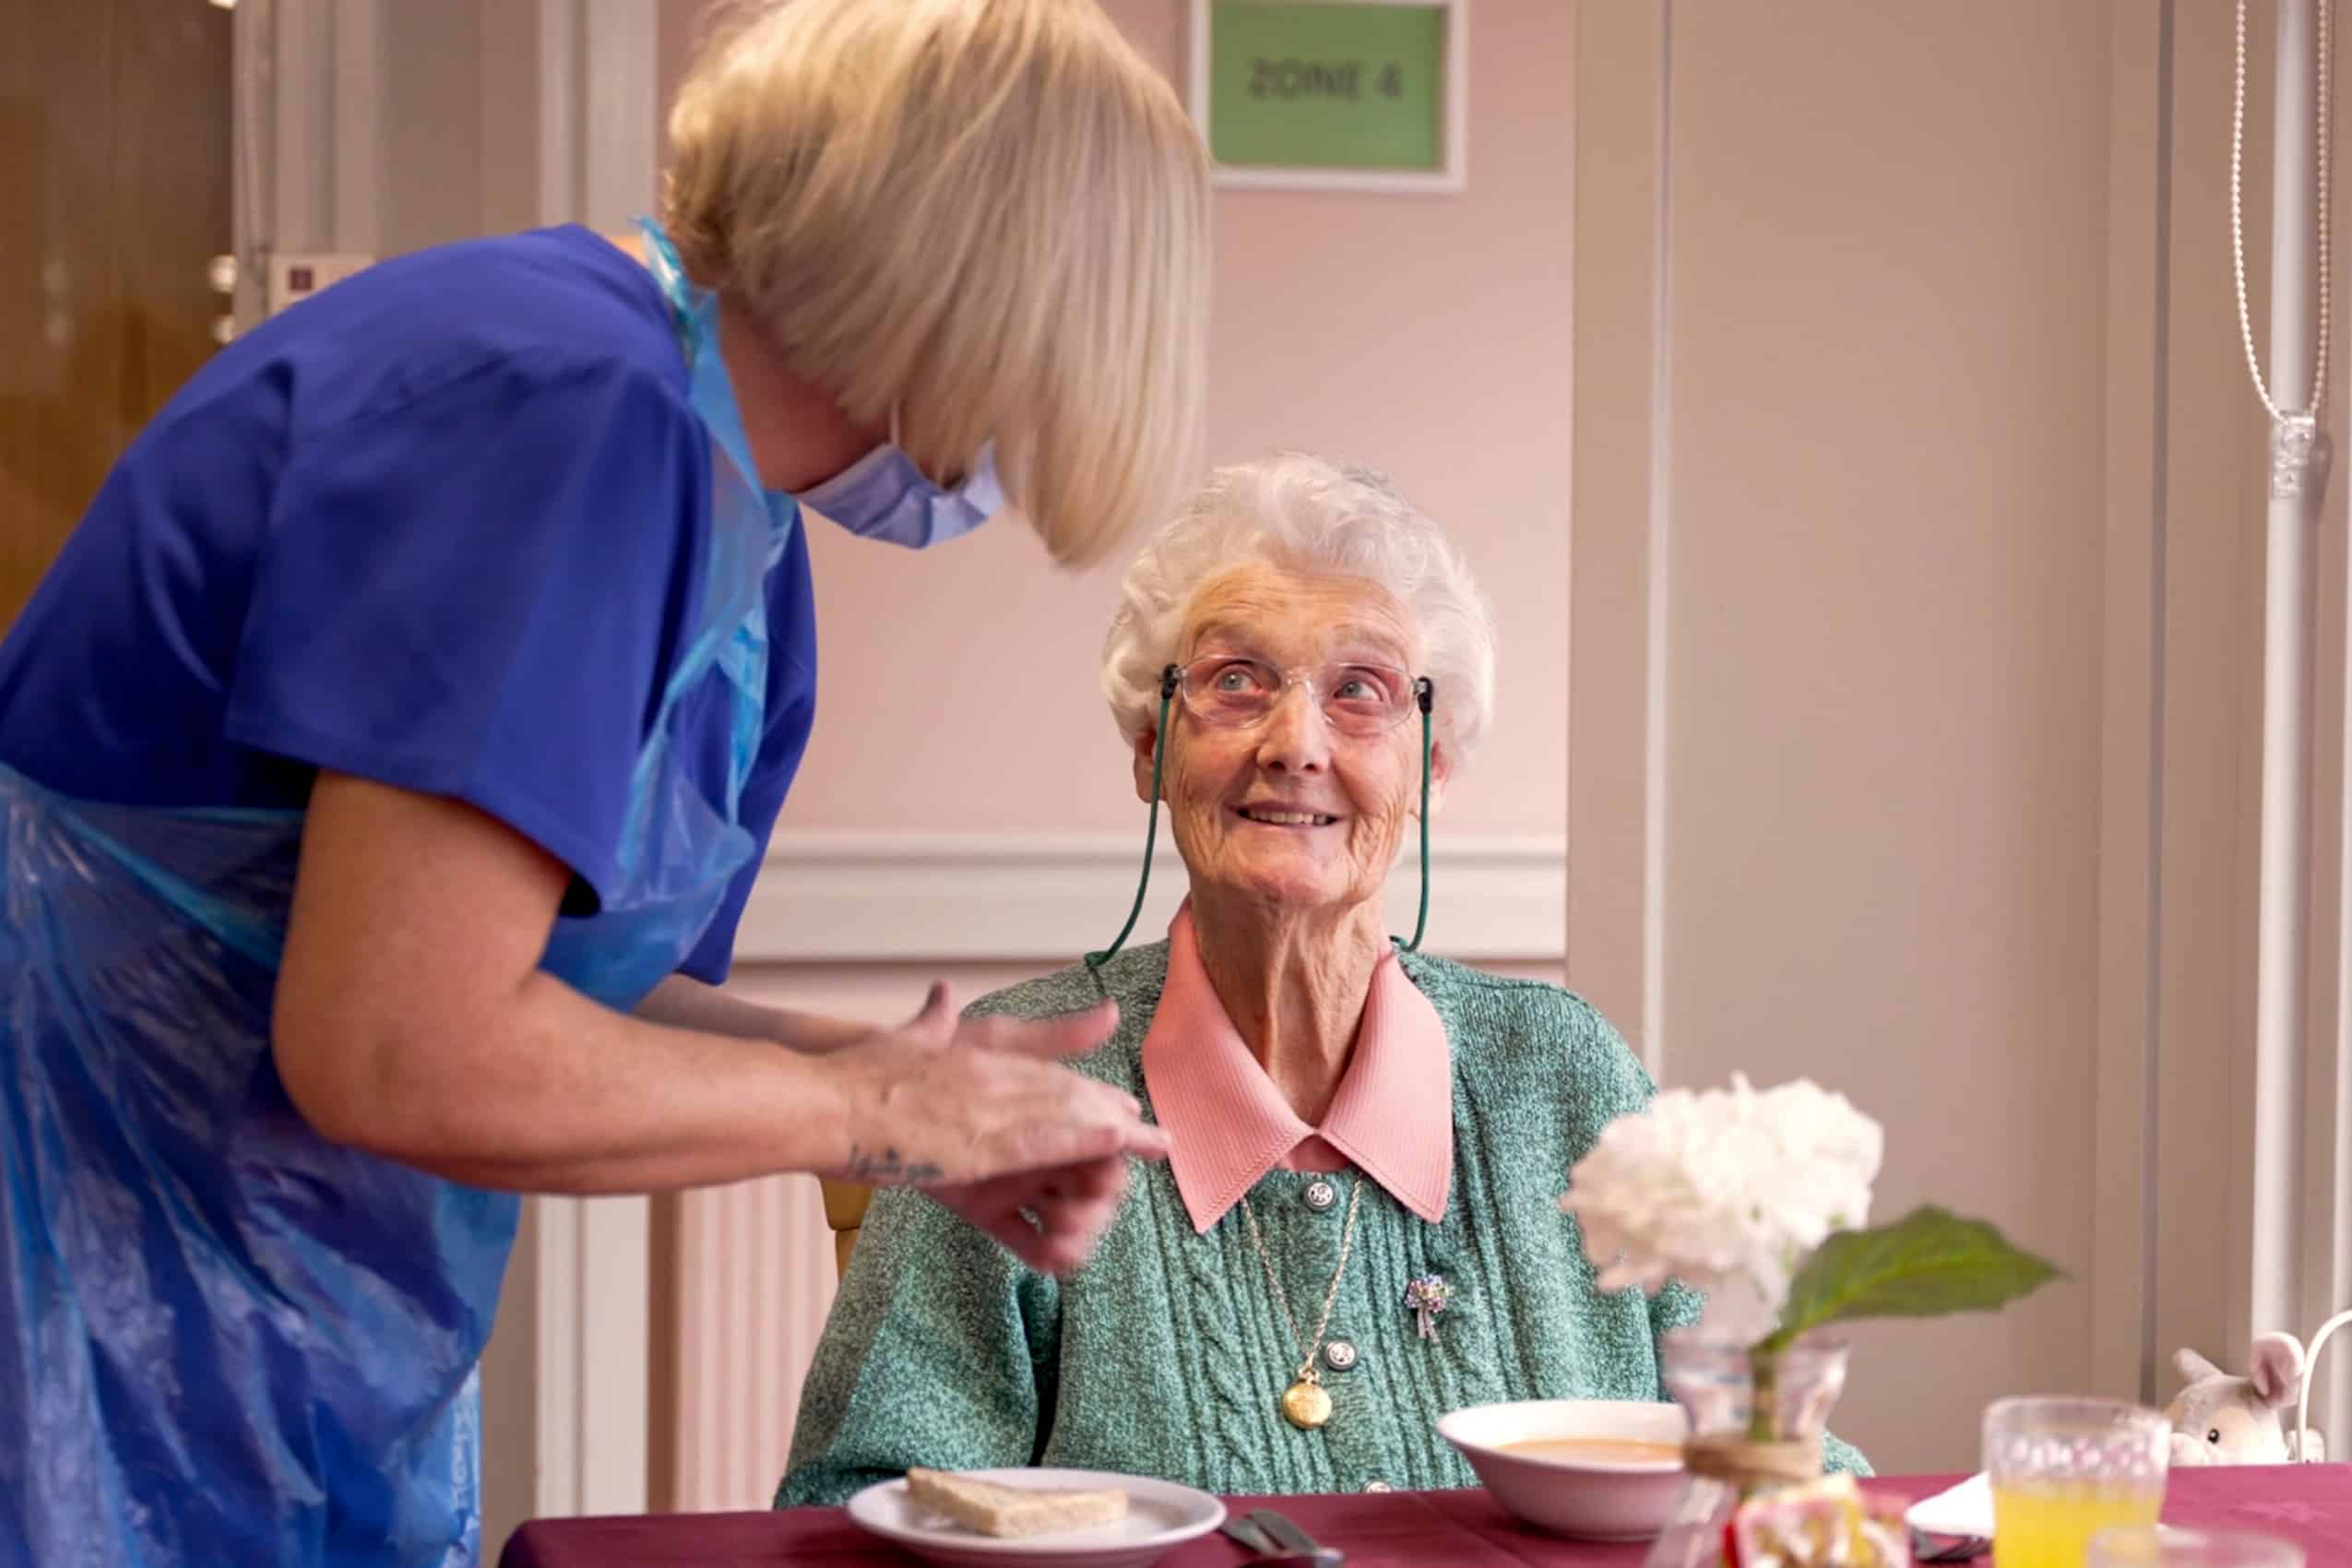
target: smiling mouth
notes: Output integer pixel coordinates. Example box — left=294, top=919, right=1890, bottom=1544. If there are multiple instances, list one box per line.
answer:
left=1234, top=806, right=1339, bottom=827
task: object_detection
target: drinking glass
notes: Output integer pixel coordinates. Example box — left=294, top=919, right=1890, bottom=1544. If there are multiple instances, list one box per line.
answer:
left=1984, top=1396, right=2170, bottom=1568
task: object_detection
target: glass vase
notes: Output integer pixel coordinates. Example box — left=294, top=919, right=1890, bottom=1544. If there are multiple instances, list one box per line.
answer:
left=1642, top=1331, right=1852, bottom=1568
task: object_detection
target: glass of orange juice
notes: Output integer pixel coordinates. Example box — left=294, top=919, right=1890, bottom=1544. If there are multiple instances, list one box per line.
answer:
left=1984, top=1396, right=2170, bottom=1568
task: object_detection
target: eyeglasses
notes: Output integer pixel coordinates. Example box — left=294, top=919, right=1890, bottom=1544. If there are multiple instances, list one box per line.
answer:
left=1170, top=656, right=1430, bottom=739
left=1087, top=659, right=1440, bottom=968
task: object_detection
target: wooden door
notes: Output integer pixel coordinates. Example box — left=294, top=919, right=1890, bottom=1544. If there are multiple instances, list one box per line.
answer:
left=0, top=0, right=233, bottom=630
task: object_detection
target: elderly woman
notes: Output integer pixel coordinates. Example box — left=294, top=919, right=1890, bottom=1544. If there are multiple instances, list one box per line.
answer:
left=778, top=456, right=1866, bottom=1503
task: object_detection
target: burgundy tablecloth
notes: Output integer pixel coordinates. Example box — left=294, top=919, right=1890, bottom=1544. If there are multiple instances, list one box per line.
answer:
left=500, top=1467, right=2352, bottom=1568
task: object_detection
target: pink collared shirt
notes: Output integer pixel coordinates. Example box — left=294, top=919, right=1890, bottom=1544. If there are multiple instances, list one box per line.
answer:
left=1140, top=902, right=1454, bottom=1233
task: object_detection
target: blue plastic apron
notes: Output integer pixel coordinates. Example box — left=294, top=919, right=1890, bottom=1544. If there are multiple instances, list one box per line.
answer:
left=0, top=220, right=789, bottom=1567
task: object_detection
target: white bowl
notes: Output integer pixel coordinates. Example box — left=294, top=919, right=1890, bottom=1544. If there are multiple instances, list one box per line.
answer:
left=1436, top=1398, right=1689, bottom=1541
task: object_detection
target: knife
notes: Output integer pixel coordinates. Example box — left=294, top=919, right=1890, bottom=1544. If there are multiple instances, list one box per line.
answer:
left=1221, top=1517, right=1276, bottom=1554
left=1246, top=1509, right=1339, bottom=1560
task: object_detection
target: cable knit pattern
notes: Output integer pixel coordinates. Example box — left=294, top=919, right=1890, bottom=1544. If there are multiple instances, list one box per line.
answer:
left=777, top=944, right=1871, bottom=1505
left=1177, top=1207, right=1265, bottom=1491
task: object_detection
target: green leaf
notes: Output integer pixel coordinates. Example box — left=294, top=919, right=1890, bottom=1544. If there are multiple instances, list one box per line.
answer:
left=1757, top=1205, right=2063, bottom=1356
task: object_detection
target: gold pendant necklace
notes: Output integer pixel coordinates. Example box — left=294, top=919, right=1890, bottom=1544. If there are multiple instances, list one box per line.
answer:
left=1279, top=1377, right=1334, bottom=1430
left=1239, top=1176, right=1363, bottom=1431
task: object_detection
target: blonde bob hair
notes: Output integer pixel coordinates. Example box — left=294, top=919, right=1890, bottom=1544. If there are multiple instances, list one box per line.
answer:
left=1101, top=453, right=1498, bottom=769
left=663, top=0, right=1209, bottom=565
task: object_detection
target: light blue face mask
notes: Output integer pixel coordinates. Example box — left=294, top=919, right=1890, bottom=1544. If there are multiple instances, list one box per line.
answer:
left=634, top=217, right=996, bottom=550
left=795, top=406, right=1004, bottom=550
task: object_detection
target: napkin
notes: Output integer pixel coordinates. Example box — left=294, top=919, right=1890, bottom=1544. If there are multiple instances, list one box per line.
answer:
left=1906, top=1474, right=1994, bottom=1540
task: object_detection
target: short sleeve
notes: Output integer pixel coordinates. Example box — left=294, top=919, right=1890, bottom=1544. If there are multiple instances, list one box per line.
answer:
left=223, top=354, right=708, bottom=906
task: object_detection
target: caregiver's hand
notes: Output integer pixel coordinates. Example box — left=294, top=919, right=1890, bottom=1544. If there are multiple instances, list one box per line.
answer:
left=821, top=983, right=1159, bottom=1184
left=929, top=1154, right=1135, bottom=1277
left=814, top=983, right=1168, bottom=1273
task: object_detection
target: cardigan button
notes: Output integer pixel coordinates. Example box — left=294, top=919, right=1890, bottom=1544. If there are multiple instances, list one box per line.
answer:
left=1362, top=1479, right=1393, bottom=1493
left=1303, top=1179, right=1338, bottom=1212
left=1323, top=1338, right=1359, bottom=1372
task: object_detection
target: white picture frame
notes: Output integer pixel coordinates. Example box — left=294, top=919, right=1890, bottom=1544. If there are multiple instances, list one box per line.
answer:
left=1187, top=0, right=1469, bottom=195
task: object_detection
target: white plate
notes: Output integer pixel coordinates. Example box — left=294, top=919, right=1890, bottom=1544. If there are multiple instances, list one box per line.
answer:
left=844, top=1468, right=1227, bottom=1568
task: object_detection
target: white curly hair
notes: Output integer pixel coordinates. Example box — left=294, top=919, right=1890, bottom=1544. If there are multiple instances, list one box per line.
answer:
left=1100, top=452, right=1497, bottom=767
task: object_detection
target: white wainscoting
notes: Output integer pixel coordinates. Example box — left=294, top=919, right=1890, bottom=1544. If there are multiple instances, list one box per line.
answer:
left=661, top=832, right=1569, bottom=1512
left=731, top=830, right=1570, bottom=963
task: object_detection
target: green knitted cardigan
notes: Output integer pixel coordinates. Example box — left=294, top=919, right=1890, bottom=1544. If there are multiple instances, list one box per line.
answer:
left=778, top=943, right=1868, bottom=1505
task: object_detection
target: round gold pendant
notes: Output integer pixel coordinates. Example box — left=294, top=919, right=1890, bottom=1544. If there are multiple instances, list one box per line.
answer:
left=1280, top=1379, right=1333, bottom=1430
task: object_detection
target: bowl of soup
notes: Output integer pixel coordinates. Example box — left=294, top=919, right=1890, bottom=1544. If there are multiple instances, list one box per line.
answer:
left=1435, top=1398, right=1687, bottom=1541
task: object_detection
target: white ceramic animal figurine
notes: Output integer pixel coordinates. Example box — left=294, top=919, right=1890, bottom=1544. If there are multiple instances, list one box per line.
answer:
left=2165, top=1335, right=2327, bottom=1465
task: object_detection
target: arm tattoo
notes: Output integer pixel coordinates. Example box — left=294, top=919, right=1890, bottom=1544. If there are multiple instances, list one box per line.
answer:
left=845, top=1145, right=944, bottom=1184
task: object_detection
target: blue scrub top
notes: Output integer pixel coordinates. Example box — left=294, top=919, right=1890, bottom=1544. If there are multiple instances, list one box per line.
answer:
left=0, top=223, right=816, bottom=984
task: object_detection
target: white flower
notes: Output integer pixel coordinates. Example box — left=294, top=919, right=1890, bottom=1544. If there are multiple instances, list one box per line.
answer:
left=1558, top=1075, right=1883, bottom=1342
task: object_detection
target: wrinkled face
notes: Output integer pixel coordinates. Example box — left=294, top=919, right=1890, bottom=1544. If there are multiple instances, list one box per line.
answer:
left=1135, top=563, right=1449, bottom=915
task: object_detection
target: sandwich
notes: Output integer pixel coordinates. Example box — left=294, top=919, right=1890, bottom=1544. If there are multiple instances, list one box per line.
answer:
left=904, top=1467, right=1128, bottom=1538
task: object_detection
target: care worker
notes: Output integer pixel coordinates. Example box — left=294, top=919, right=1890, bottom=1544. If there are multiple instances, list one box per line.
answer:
left=0, top=3, right=1206, bottom=1563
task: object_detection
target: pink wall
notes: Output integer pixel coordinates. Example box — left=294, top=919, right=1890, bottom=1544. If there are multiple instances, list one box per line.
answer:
left=654, top=0, right=1574, bottom=840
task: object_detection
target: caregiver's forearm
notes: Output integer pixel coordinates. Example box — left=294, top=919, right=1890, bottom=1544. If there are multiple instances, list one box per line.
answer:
left=634, top=972, right=874, bottom=1053
left=273, top=775, right=1150, bottom=1196
left=330, top=972, right=871, bottom=1194
left=272, top=774, right=868, bottom=1192
left=291, top=966, right=1148, bottom=1197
